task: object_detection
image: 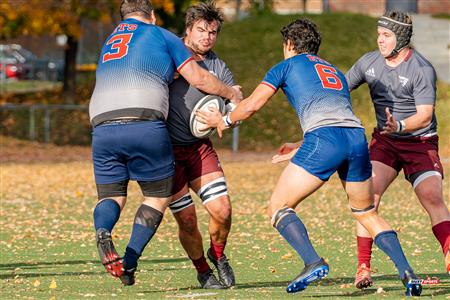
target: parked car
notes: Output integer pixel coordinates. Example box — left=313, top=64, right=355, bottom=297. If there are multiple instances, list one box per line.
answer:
left=0, top=44, right=63, bottom=81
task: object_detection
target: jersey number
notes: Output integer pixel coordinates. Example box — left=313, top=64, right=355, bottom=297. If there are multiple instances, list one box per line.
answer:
left=314, top=64, right=343, bottom=90
left=102, top=33, right=133, bottom=63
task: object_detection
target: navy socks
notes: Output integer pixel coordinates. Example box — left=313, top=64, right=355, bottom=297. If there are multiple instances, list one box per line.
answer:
left=93, top=199, right=121, bottom=232
left=374, top=230, right=412, bottom=278
left=276, top=212, right=321, bottom=265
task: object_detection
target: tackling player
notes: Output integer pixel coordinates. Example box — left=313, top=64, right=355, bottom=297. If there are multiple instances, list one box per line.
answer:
left=166, top=1, right=237, bottom=289
left=346, top=11, right=450, bottom=289
left=89, top=0, right=241, bottom=286
left=197, top=18, right=422, bottom=296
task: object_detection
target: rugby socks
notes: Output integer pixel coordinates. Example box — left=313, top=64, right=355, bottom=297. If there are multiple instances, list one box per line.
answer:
left=374, top=230, right=412, bottom=277
left=357, top=236, right=373, bottom=268
left=275, top=213, right=321, bottom=265
left=210, top=240, right=226, bottom=259
left=192, top=254, right=211, bottom=273
left=93, top=199, right=121, bottom=232
left=432, top=220, right=450, bottom=254
left=123, top=205, right=163, bottom=270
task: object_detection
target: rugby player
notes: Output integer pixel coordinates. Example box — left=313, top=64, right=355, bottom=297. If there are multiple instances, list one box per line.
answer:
left=166, top=1, right=236, bottom=289
left=345, top=11, right=450, bottom=288
left=89, top=0, right=241, bottom=286
left=197, top=18, right=422, bottom=296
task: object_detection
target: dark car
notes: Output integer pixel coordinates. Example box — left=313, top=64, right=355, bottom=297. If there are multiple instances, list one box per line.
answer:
left=0, top=44, right=63, bottom=81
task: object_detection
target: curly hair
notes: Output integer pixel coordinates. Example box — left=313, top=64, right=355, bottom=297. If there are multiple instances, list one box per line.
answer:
left=280, top=18, right=321, bottom=55
left=185, top=1, right=224, bottom=32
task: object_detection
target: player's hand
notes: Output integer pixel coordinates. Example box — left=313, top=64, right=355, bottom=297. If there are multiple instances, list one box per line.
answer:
left=216, top=119, right=229, bottom=138
left=229, top=85, right=243, bottom=103
left=195, top=107, right=223, bottom=129
left=381, top=107, right=398, bottom=134
left=271, top=141, right=302, bottom=164
left=231, top=85, right=243, bottom=104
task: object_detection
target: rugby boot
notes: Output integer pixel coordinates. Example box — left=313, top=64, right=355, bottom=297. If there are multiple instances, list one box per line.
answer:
left=354, top=263, right=373, bottom=289
left=402, top=270, right=422, bottom=297
left=286, top=258, right=329, bottom=293
left=96, top=228, right=123, bottom=277
left=119, top=260, right=136, bottom=286
left=207, top=248, right=235, bottom=287
left=197, top=269, right=225, bottom=289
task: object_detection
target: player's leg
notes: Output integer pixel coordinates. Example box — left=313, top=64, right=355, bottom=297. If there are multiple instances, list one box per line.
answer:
left=191, top=171, right=233, bottom=287
left=270, top=128, right=347, bottom=293
left=341, top=129, right=421, bottom=296
left=169, top=183, right=223, bottom=289
left=120, top=120, right=175, bottom=285
left=402, top=137, right=450, bottom=273
left=414, top=175, right=450, bottom=274
left=187, top=140, right=234, bottom=287
left=92, top=124, right=131, bottom=277
left=353, top=130, right=400, bottom=289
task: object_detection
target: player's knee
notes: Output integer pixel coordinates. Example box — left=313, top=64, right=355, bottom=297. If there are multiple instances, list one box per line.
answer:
left=178, top=213, right=198, bottom=234
left=211, top=204, right=232, bottom=226
left=350, top=204, right=376, bottom=221
left=271, top=206, right=296, bottom=228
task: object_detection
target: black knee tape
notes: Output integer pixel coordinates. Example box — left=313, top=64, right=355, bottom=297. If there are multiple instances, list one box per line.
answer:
left=351, top=204, right=375, bottom=214
left=138, top=176, right=173, bottom=198
left=135, top=204, right=163, bottom=230
left=96, top=180, right=129, bottom=200
left=271, top=207, right=296, bottom=228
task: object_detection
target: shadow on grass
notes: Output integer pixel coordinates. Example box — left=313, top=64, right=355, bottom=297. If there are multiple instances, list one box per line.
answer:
left=0, top=257, right=190, bottom=279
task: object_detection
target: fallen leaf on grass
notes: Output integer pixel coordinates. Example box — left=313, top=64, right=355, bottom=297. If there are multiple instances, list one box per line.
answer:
left=49, top=280, right=57, bottom=289
left=33, top=280, right=40, bottom=287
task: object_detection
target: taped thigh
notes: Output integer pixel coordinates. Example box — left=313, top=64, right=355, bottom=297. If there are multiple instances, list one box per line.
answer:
left=197, top=177, right=228, bottom=205
left=169, top=193, right=194, bottom=213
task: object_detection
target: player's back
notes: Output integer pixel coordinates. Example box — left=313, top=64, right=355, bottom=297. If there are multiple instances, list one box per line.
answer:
left=264, top=54, right=362, bottom=134
left=90, top=18, right=190, bottom=127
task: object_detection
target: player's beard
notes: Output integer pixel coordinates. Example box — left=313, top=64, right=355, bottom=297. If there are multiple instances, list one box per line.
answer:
left=189, top=40, right=212, bottom=56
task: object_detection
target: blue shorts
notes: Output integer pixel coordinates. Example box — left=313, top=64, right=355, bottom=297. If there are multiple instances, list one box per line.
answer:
left=92, top=120, right=174, bottom=184
left=291, top=127, right=372, bottom=182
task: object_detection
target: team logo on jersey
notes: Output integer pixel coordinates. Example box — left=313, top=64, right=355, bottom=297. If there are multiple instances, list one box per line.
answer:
left=365, top=68, right=375, bottom=77
left=399, top=76, right=409, bottom=87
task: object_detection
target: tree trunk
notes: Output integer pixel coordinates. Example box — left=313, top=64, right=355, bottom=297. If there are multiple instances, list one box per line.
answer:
left=63, top=35, right=78, bottom=104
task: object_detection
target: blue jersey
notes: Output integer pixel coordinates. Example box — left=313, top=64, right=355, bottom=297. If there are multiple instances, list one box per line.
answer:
left=262, top=54, right=362, bottom=134
left=89, top=18, right=193, bottom=126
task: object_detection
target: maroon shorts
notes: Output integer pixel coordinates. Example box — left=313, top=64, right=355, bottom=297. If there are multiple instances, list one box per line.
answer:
left=172, top=139, right=223, bottom=195
left=369, top=129, right=444, bottom=178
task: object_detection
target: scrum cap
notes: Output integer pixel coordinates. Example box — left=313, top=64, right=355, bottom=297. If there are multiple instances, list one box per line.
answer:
left=377, top=11, right=413, bottom=58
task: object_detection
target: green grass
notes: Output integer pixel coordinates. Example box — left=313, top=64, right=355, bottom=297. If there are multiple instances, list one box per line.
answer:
left=0, top=80, right=61, bottom=95
left=211, top=12, right=450, bottom=150
left=1, top=159, right=449, bottom=299
left=432, top=13, right=450, bottom=20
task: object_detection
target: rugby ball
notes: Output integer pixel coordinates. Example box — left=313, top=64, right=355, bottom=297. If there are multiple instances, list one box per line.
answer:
left=189, top=95, right=226, bottom=138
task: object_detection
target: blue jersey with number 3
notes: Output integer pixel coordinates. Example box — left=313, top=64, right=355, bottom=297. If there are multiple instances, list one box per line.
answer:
left=90, top=18, right=193, bottom=126
left=262, top=54, right=362, bottom=134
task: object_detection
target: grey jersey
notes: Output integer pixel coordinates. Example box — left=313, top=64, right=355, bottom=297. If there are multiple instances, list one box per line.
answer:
left=346, top=49, right=437, bottom=138
left=167, top=51, right=235, bottom=145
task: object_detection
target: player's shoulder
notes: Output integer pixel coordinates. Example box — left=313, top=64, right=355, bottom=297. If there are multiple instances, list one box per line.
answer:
left=409, top=49, right=435, bottom=69
left=357, top=50, right=381, bottom=65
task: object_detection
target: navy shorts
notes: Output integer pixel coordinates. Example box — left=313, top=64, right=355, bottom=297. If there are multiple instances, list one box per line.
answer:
left=291, top=127, right=372, bottom=182
left=92, top=120, right=174, bottom=185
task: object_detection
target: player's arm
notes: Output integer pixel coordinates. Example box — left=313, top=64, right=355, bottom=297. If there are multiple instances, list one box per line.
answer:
left=179, top=60, right=242, bottom=102
left=196, top=83, right=276, bottom=137
left=381, top=105, right=434, bottom=134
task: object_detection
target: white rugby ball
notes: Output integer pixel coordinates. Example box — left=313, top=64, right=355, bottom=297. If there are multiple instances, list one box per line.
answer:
left=190, top=95, right=226, bottom=138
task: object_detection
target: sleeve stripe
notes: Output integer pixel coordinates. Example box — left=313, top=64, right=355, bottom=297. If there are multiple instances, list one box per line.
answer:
left=260, top=81, right=277, bottom=92
left=177, top=56, right=194, bottom=72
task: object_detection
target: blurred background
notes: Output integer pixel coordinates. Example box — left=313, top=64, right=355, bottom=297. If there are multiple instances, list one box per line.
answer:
left=0, top=0, right=449, bottom=149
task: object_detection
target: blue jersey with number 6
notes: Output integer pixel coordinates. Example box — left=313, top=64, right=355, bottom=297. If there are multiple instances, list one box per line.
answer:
left=90, top=18, right=193, bottom=126
left=262, top=53, right=362, bottom=134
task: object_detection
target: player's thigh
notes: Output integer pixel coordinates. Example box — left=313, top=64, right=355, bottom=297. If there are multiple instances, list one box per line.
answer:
left=269, top=162, right=324, bottom=216
left=204, top=194, right=232, bottom=224
left=342, top=178, right=373, bottom=209
left=142, top=196, right=172, bottom=213
left=414, top=174, right=445, bottom=208
left=186, top=140, right=224, bottom=189
left=127, top=121, right=174, bottom=183
left=371, top=161, right=397, bottom=204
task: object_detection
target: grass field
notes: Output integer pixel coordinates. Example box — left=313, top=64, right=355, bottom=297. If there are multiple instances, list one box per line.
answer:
left=1, top=145, right=449, bottom=299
